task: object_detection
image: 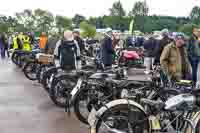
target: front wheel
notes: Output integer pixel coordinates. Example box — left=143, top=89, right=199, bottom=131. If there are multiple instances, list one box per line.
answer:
left=50, top=75, right=77, bottom=108
left=73, top=86, right=111, bottom=125
left=95, top=104, right=150, bottom=133
left=23, top=62, right=39, bottom=80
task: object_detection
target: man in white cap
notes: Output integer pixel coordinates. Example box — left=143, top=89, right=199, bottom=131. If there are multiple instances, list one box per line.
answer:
left=100, top=28, right=114, bottom=67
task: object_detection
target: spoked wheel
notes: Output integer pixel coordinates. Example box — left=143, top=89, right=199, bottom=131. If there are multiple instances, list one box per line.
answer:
left=73, top=86, right=111, bottom=125
left=195, top=118, right=200, bottom=133
left=50, top=75, right=77, bottom=108
left=11, top=51, right=19, bottom=65
left=37, top=64, right=54, bottom=83
left=96, top=104, right=150, bottom=133
left=41, top=67, right=60, bottom=92
left=23, top=62, right=39, bottom=80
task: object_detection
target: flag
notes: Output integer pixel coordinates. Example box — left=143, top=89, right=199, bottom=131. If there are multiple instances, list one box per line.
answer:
left=129, top=18, right=134, bottom=35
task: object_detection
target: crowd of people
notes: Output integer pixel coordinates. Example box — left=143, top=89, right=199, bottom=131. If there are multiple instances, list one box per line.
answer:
left=1, top=27, right=200, bottom=86
left=143, top=28, right=200, bottom=86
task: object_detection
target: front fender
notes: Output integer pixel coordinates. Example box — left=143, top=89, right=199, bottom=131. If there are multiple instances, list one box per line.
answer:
left=89, top=99, right=150, bottom=131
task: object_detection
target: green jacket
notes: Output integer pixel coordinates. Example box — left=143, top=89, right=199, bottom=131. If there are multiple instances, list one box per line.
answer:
left=160, top=42, right=190, bottom=80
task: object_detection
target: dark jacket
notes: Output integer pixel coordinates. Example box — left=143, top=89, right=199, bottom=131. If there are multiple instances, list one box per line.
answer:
left=154, top=36, right=172, bottom=64
left=143, top=37, right=159, bottom=57
left=44, top=37, right=59, bottom=54
left=74, top=36, right=85, bottom=53
left=58, top=40, right=80, bottom=70
left=101, top=36, right=114, bottom=66
left=187, top=35, right=200, bottom=59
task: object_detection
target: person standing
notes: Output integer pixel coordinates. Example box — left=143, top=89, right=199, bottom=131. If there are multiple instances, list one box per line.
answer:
left=160, top=33, right=191, bottom=81
left=154, top=29, right=172, bottom=65
left=0, top=34, right=5, bottom=59
left=3, top=33, right=10, bottom=58
left=100, top=28, right=114, bottom=67
left=143, top=34, right=159, bottom=72
left=44, top=33, right=59, bottom=54
left=39, top=32, right=48, bottom=51
left=188, top=28, right=200, bottom=84
left=58, top=30, right=81, bottom=70
left=73, top=30, right=85, bottom=54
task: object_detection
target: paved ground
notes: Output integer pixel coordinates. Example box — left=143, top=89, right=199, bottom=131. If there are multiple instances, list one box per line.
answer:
left=0, top=59, right=149, bottom=133
left=0, top=59, right=88, bottom=133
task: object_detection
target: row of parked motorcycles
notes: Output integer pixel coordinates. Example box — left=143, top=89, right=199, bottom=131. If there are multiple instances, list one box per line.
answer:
left=10, top=46, right=200, bottom=133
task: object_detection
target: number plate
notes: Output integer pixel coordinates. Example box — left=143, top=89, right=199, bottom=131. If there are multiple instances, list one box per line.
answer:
left=70, top=79, right=83, bottom=96
left=88, top=108, right=97, bottom=126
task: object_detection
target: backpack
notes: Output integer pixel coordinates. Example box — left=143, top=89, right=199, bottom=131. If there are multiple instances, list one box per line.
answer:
left=59, top=40, right=80, bottom=70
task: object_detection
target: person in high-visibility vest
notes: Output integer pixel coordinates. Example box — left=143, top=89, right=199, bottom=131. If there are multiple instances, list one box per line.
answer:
left=13, top=36, right=19, bottom=49
left=23, top=35, right=31, bottom=51
left=13, top=33, right=23, bottom=50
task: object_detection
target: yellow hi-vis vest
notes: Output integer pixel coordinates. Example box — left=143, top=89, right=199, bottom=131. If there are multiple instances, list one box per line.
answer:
left=18, top=34, right=24, bottom=41
left=23, top=36, right=31, bottom=51
left=13, top=37, right=18, bottom=49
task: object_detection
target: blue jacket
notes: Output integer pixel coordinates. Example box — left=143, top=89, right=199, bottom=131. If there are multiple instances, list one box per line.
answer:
left=101, top=36, right=114, bottom=66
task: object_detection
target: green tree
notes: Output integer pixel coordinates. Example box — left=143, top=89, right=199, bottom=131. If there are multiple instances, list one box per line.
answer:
left=190, top=6, right=200, bottom=24
left=109, top=1, right=126, bottom=16
left=15, top=9, right=35, bottom=31
left=179, top=23, right=199, bottom=36
left=80, top=21, right=96, bottom=38
left=55, top=15, right=72, bottom=34
left=34, top=9, right=54, bottom=33
left=129, top=1, right=149, bottom=16
left=72, top=14, right=86, bottom=28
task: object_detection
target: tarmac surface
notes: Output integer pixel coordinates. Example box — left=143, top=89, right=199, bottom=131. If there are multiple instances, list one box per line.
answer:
left=0, top=59, right=148, bottom=133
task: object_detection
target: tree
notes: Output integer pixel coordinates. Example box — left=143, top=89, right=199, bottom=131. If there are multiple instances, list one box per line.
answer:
left=80, top=21, right=96, bottom=38
left=179, top=23, right=199, bottom=36
left=55, top=15, right=72, bottom=34
left=34, top=9, right=54, bottom=33
left=15, top=9, right=35, bottom=31
left=129, top=1, right=149, bottom=16
left=190, top=6, right=200, bottom=24
left=109, top=1, right=126, bottom=16
left=72, top=14, right=86, bottom=28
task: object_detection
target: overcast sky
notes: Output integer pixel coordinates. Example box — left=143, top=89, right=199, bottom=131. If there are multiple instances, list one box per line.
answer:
left=0, top=0, right=200, bottom=17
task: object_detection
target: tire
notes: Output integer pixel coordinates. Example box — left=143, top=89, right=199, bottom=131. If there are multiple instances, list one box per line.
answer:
left=41, top=67, right=58, bottom=92
left=38, top=64, right=55, bottom=83
left=96, top=104, right=150, bottom=133
left=50, top=74, right=78, bottom=108
left=23, top=62, right=39, bottom=80
left=11, top=51, right=19, bottom=65
left=195, top=118, right=200, bottom=133
left=73, top=86, right=111, bottom=125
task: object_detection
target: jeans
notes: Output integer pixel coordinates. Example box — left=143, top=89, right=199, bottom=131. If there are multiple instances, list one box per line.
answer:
left=189, top=57, right=199, bottom=83
left=144, top=57, right=155, bottom=72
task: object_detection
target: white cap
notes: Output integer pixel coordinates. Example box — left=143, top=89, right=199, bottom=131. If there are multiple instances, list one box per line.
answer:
left=105, top=28, right=112, bottom=33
